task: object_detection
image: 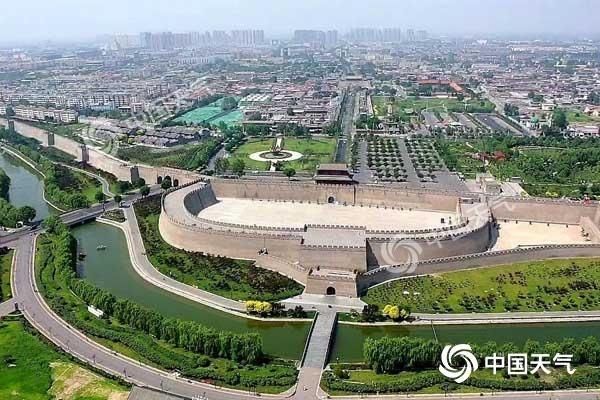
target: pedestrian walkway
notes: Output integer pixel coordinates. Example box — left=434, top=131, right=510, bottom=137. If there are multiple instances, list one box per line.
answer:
left=0, top=299, right=18, bottom=318
left=294, top=311, right=337, bottom=400
left=118, top=207, right=246, bottom=312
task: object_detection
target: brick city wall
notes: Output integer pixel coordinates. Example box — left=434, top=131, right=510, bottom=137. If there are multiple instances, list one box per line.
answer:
left=359, top=243, right=600, bottom=292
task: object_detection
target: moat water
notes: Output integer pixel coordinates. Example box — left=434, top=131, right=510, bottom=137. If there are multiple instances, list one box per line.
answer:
left=0, top=151, right=54, bottom=219
left=6, top=151, right=600, bottom=363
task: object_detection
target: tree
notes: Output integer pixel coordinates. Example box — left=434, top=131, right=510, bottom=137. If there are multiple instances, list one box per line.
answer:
left=214, top=157, right=230, bottom=175
left=284, top=167, right=296, bottom=180
left=552, top=108, right=568, bottom=130
left=161, top=177, right=172, bottom=190
left=231, top=159, right=246, bottom=177
left=95, top=190, right=105, bottom=204
left=361, top=304, right=380, bottom=322
left=221, top=97, right=238, bottom=111
left=114, top=194, right=123, bottom=207
left=42, top=215, right=65, bottom=234
left=140, top=185, right=150, bottom=197
left=16, top=206, right=36, bottom=224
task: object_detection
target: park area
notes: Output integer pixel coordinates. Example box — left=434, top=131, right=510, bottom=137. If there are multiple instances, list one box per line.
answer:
left=117, top=139, right=220, bottom=171
left=0, top=318, right=129, bottom=400
left=363, top=258, right=600, bottom=313
left=229, top=137, right=337, bottom=172
left=435, top=136, right=600, bottom=197
left=174, top=97, right=243, bottom=127
left=372, top=96, right=495, bottom=121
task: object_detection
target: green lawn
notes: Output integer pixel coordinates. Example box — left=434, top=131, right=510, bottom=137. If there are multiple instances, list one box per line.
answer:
left=363, top=258, right=600, bottom=313
left=229, top=137, right=337, bottom=172
left=566, top=110, right=600, bottom=124
left=372, top=96, right=495, bottom=121
left=134, top=197, right=304, bottom=301
left=0, top=250, right=13, bottom=301
left=117, top=140, right=220, bottom=171
left=434, top=140, right=484, bottom=178
left=0, top=319, right=129, bottom=400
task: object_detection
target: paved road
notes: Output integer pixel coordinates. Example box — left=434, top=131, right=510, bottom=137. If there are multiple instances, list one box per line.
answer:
left=335, top=91, right=357, bottom=163
left=11, top=234, right=278, bottom=400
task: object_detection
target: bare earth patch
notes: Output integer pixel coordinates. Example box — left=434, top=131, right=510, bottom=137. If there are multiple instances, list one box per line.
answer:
left=49, top=361, right=129, bottom=400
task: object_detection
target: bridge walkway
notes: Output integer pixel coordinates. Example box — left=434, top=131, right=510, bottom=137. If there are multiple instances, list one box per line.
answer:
left=294, top=310, right=337, bottom=400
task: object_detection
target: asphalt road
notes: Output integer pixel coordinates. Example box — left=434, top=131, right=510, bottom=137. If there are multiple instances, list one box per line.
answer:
left=11, top=234, right=277, bottom=400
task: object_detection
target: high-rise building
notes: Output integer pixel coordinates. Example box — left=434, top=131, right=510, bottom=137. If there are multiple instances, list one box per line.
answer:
left=382, top=28, right=402, bottom=42
left=212, top=30, right=230, bottom=45
left=113, top=34, right=141, bottom=49
left=325, top=30, right=338, bottom=47
left=293, top=30, right=337, bottom=47
left=416, top=30, right=428, bottom=41
left=406, top=29, right=415, bottom=42
left=231, top=30, right=264, bottom=46
left=140, top=32, right=152, bottom=48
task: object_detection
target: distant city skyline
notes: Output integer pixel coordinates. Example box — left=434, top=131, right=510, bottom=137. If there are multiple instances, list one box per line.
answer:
left=1, top=0, right=600, bottom=45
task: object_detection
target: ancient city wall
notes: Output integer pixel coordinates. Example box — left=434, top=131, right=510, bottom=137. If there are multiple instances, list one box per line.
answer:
left=85, top=147, right=135, bottom=181
left=359, top=243, right=600, bottom=292
left=3, top=118, right=200, bottom=185
left=2, top=119, right=50, bottom=146
left=355, top=185, right=459, bottom=211
left=211, top=179, right=355, bottom=204
left=256, top=254, right=307, bottom=284
left=366, top=221, right=491, bottom=266
left=159, top=205, right=304, bottom=263
left=183, top=185, right=218, bottom=215
left=306, top=273, right=358, bottom=297
left=493, top=197, right=599, bottom=225
left=138, top=165, right=200, bottom=187
left=210, top=179, right=462, bottom=211
left=299, top=245, right=367, bottom=272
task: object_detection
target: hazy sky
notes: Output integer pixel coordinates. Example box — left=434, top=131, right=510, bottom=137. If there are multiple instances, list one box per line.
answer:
left=2, top=0, right=600, bottom=44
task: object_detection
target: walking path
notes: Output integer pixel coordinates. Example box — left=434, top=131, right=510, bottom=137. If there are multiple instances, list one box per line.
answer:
left=111, top=206, right=246, bottom=313
left=296, top=311, right=337, bottom=400
left=58, top=162, right=114, bottom=197
left=0, top=298, right=17, bottom=318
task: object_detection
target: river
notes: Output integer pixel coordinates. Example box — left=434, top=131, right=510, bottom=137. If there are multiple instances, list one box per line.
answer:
left=0, top=150, right=54, bottom=220
left=72, top=222, right=311, bottom=360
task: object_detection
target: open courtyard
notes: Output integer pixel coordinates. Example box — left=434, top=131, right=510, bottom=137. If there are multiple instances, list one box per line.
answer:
left=491, top=221, right=588, bottom=250
left=197, top=197, right=457, bottom=230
